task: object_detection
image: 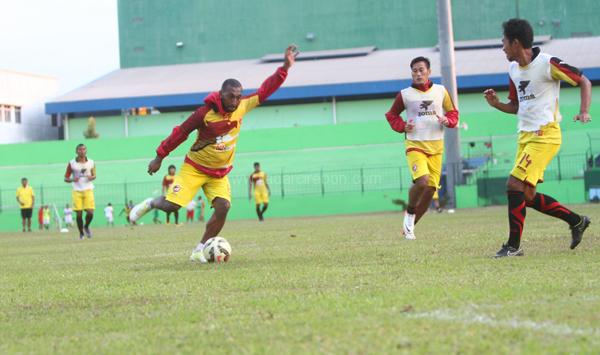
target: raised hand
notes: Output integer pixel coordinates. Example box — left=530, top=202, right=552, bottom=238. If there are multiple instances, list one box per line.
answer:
left=283, top=44, right=299, bottom=70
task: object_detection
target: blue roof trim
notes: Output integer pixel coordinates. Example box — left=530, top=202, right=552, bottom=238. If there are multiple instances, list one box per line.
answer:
left=46, top=67, right=600, bottom=114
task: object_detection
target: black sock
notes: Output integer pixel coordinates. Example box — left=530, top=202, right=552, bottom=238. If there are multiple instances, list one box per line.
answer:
left=407, top=206, right=416, bottom=214
left=507, top=191, right=526, bottom=249
left=174, top=211, right=179, bottom=224
left=256, top=206, right=262, bottom=219
left=526, top=193, right=581, bottom=226
left=261, top=204, right=268, bottom=215
left=85, top=213, right=93, bottom=228
left=76, top=215, right=84, bottom=235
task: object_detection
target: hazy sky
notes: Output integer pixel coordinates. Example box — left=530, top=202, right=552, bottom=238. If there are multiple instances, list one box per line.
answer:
left=0, top=0, right=119, bottom=95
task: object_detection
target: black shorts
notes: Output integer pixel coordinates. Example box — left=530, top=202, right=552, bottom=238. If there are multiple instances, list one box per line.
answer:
left=21, top=208, right=33, bottom=219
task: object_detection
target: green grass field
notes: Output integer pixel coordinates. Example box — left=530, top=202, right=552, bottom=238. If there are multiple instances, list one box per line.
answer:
left=1, top=205, right=599, bottom=353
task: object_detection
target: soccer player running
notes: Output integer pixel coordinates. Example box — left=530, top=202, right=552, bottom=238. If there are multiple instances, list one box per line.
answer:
left=130, top=45, right=297, bottom=262
left=162, top=165, right=180, bottom=225
left=16, top=177, right=35, bottom=232
left=484, top=19, right=592, bottom=257
left=64, top=143, right=96, bottom=239
left=385, top=56, right=459, bottom=240
left=249, top=162, right=271, bottom=221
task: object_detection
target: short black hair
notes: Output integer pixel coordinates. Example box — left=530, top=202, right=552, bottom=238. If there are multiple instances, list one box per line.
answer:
left=168, top=165, right=176, bottom=170
left=254, top=162, right=260, bottom=166
left=410, top=56, right=430, bottom=69
left=76, top=143, right=85, bottom=150
left=503, top=18, right=533, bottom=49
left=221, top=79, right=242, bottom=91
left=21, top=177, right=27, bottom=181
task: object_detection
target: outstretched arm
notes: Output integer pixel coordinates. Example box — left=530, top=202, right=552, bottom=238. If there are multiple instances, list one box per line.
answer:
left=253, top=45, right=297, bottom=104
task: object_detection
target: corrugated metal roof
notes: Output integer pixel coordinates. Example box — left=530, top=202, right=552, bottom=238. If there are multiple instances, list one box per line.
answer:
left=46, top=37, right=600, bottom=114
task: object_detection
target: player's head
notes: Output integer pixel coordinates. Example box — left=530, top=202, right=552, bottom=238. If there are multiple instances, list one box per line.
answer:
left=410, top=57, right=431, bottom=85
left=65, top=204, right=69, bottom=208
left=108, top=202, right=112, bottom=206
left=168, top=164, right=176, bottom=175
left=75, top=143, right=87, bottom=158
left=21, top=177, right=28, bottom=186
left=502, top=18, right=534, bottom=61
left=254, top=162, right=260, bottom=171
left=220, top=79, right=243, bottom=113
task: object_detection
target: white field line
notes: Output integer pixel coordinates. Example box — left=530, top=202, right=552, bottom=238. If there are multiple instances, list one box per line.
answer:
left=0, top=142, right=404, bottom=171
left=406, top=308, right=600, bottom=338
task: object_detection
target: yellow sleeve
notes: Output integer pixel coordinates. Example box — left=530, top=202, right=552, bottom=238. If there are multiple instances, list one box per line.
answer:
left=241, top=95, right=261, bottom=113
left=442, top=89, right=456, bottom=112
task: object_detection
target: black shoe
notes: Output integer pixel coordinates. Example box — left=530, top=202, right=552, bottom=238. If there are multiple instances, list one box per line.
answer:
left=570, top=216, right=590, bottom=250
left=84, top=227, right=92, bottom=239
left=494, top=243, right=524, bottom=258
left=79, top=234, right=84, bottom=240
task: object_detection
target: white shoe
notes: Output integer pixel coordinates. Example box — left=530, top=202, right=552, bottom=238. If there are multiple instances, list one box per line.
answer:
left=403, top=212, right=416, bottom=240
left=129, top=198, right=153, bottom=223
left=190, top=250, right=207, bottom=263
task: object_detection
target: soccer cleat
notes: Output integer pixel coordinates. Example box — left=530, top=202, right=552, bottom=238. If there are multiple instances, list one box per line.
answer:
left=570, top=216, right=590, bottom=250
left=129, top=198, right=153, bottom=223
left=189, top=250, right=207, bottom=264
left=84, top=226, right=92, bottom=238
left=494, top=243, right=524, bottom=258
left=79, top=233, right=84, bottom=240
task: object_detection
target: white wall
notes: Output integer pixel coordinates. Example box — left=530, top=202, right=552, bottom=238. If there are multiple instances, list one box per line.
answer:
left=0, top=70, right=59, bottom=144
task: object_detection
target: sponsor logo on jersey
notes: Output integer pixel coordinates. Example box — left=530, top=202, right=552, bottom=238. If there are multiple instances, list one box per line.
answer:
left=518, top=80, right=536, bottom=101
left=418, top=100, right=436, bottom=116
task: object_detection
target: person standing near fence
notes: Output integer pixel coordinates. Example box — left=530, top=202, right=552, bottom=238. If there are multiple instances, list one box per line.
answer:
left=484, top=19, right=592, bottom=257
left=385, top=56, right=459, bottom=240
left=64, top=204, right=74, bottom=228
left=129, top=45, right=297, bottom=263
left=105, top=203, right=114, bottom=227
left=186, top=198, right=196, bottom=223
left=16, top=177, right=34, bottom=232
left=197, top=196, right=205, bottom=222
left=249, top=162, right=270, bottom=221
left=162, top=165, right=180, bottom=225
left=64, top=143, right=96, bottom=239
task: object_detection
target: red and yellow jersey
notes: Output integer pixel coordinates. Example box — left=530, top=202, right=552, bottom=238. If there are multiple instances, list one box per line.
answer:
left=507, top=47, right=582, bottom=144
left=162, top=175, right=175, bottom=189
left=156, top=67, right=288, bottom=177
left=385, top=81, right=459, bottom=156
left=250, top=171, right=268, bottom=191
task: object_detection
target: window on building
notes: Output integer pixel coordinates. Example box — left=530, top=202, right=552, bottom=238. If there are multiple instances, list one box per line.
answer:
left=3, top=105, right=11, bottom=122
left=14, top=106, right=21, bottom=124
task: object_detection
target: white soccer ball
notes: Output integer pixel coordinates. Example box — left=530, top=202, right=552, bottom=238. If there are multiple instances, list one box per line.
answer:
left=203, top=237, right=232, bottom=263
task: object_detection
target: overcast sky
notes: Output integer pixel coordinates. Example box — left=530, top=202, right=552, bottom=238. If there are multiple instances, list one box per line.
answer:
left=0, top=0, right=119, bottom=95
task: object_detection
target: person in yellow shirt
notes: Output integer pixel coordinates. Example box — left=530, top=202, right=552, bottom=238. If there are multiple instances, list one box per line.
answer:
left=129, top=45, right=297, bottom=263
left=249, top=162, right=271, bottom=221
left=16, top=177, right=35, bottom=232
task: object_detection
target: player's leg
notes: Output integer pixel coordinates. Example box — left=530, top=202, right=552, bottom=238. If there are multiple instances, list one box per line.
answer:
left=190, top=175, right=231, bottom=263
left=415, top=153, right=441, bottom=224
left=26, top=213, right=32, bottom=232
left=21, top=210, right=26, bottom=232
left=83, top=190, right=95, bottom=238
left=73, top=191, right=85, bottom=238
left=174, top=210, right=180, bottom=225
left=255, top=204, right=262, bottom=220
left=404, top=151, right=432, bottom=239
left=521, top=143, right=590, bottom=249
left=261, top=203, right=268, bottom=219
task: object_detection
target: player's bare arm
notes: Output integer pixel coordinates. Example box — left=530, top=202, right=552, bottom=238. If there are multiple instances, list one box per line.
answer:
left=483, top=88, right=518, bottom=114
left=574, top=75, right=592, bottom=123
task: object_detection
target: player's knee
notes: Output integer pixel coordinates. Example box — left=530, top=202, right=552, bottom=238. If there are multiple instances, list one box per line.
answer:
left=415, top=176, right=429, bottom=188
left=523, top=188, right=536, bottom=203
left=213, top=198, right=230, bottom=216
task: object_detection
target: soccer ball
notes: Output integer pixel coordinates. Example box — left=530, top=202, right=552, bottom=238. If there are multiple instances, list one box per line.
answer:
left=203, top=237, right=232, bottom=263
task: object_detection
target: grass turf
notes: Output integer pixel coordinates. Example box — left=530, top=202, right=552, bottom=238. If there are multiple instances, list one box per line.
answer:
left=1, top=205, right=599, bottom=353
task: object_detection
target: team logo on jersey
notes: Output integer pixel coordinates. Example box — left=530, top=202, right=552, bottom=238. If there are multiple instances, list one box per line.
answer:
left=419, top=100, right=433, bottom=110
left=418, top=100, right=436, bottom=116
left=173, top=184, right=182, bottom=193
left=518, top=80, right=536, bottom=101
left=518, top=81, right=530, bottom=94
left=412, top=163, right=418, bottom=172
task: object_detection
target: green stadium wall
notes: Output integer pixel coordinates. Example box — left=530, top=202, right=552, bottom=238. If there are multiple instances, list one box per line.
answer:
left=1, top=90, right=599, bottom=232
left=118, top=0, right=600, bottom=68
